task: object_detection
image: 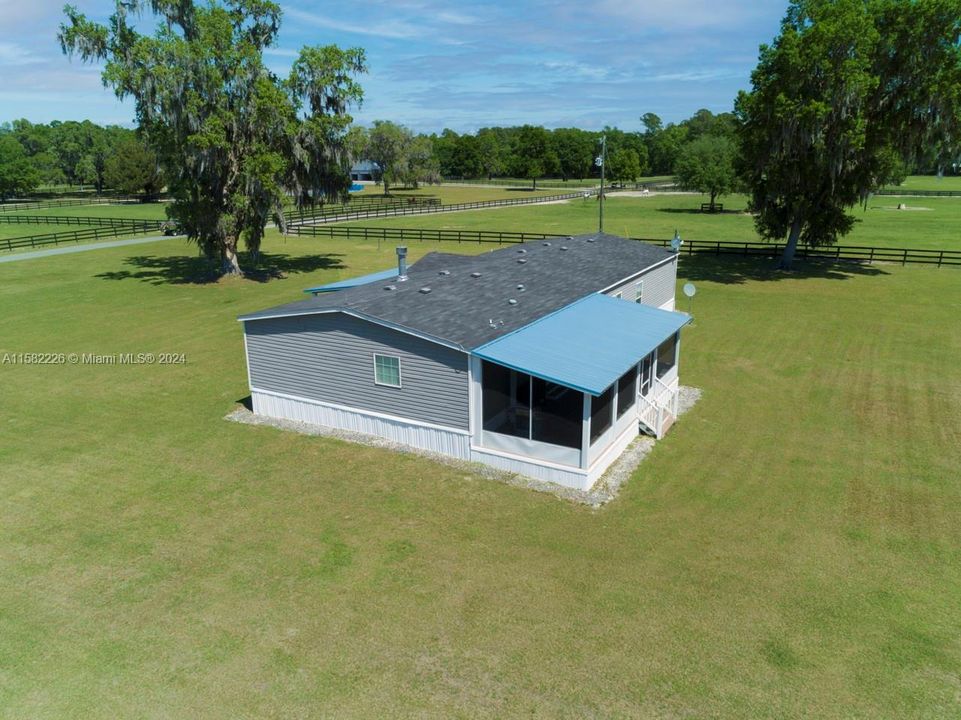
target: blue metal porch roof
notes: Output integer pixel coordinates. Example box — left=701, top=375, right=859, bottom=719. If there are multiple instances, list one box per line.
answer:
left=472, top=293, right=691, bottom=396
left=304, top=268, right=396, bottom=294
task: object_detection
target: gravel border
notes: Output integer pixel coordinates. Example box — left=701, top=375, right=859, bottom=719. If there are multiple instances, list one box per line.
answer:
left=225, top=386, right=702, bottom=507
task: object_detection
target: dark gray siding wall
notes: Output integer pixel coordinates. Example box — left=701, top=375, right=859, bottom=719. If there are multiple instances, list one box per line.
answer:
left=606, top=257, right=677, bottom=308
left=245, top=312, right=469, bottom=429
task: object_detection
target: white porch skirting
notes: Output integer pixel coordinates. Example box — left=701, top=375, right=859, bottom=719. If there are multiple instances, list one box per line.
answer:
left=250, top=389, right=638, bottom=492
left=251, top=389, right=472, bottom=459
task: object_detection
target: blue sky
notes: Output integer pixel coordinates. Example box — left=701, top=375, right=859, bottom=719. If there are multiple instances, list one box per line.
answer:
left=0, top=0, right=786, bottom=132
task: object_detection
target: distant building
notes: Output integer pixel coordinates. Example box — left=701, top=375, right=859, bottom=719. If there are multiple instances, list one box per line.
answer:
left=238, top=234, right=690, bottom=491
left=350, top=161, right=378, bottom=181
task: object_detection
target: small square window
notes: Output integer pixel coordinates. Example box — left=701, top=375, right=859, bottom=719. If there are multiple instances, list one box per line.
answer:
left=634, top=281, right=644, bottom=303
left=373, top=354, right=402, bottom=387
left=614, top=291, right=623, bottom=299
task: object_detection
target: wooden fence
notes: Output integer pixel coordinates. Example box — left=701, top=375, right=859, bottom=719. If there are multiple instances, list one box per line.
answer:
left=290, top=190, right=597, bottom=225
left=0, top=197, right=141, bottom=213
left=0, top=215, right=165, bottom=230
left=284, top=196, right=440, bottom=224
left=289, top=225, right=961, bottom=267
left=2, top=223, right=166, bottom=252
left=874, top=188, right=961, bottom=197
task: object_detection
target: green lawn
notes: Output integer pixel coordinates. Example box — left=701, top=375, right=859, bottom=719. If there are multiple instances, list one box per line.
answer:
left=342, top=192, right=961, bottom=251
left=0, top=232, right=959, bottom=717
left=884, top=174, right=961, bottom=192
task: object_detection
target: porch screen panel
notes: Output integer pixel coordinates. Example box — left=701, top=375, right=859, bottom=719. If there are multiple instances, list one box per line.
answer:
left=590, top=385, right=614, bottom=444
left=656, top=334, right=677, bottom=379
left=617, top=366, right=638, bottom=418
left=481, top=361, right=530, bottom=439
left=531, top=377, right=582, bottom=449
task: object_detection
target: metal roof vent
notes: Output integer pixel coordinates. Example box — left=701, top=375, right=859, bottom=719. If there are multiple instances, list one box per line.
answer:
left=586, top=237, right=596, bottom=243
left=384, top=285, right=396, bottom=291
left=542, top=242, right=552, bottom=246
left=560, top=246, right=569, bottom=251
left=517, top=258, right=527, bottom=264
left=566, top=236, right=574, bottom=240
left=508, top=298, right=518, bottom=305
left=516, top=284, right=525, bottom=291
left=419, top=287, right=432, bottom=294
left=470, top=271, right=482, bottom=278
left=396, top=246, right=408, bottom=281
left=438, top=270, right=450, bottom=276
left=517, top=248, right=527, bottom=254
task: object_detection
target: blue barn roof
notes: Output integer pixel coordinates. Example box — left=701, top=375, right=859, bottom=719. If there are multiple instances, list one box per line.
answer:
left=472, top=293, right=690, bottom=396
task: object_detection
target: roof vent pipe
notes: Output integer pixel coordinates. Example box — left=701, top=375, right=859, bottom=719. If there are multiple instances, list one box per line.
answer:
left=396, top=246, right=408, bottom=281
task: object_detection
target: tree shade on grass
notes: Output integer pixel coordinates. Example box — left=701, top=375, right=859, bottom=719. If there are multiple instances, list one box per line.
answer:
left=0, top=232, right=959, bottom=717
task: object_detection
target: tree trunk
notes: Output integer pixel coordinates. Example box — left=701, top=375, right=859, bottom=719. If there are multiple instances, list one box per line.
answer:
left=532, top=177, right=537, bottom=190
left=710, top=191, right=717, bottom=211
left=780, top=217, right=803, bottom=270
left=222, top=241, right=242, bottom=276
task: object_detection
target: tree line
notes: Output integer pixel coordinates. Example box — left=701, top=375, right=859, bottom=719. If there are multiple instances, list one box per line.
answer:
left=8, top=0, right=956, bottom=273
left=346, top=109, right=738, bottom=193
left=0, top=119, right=163, bottom=200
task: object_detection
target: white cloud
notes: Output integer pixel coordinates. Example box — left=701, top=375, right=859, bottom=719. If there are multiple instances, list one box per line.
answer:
left=596, top=0, right=772, bottom=30
left=0, top=42, right=43, bottom=66
left=283, top=7, right=424, bottom=40
left=264, top=47, right=300, bottom=58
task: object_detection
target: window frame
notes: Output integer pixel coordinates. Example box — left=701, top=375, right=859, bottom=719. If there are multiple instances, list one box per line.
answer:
left=634, top=281, right=644, bottom=303
left=372, top=353, right=403, bottom=388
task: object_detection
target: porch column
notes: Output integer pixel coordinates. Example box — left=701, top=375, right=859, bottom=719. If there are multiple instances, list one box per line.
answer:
left=580, top=392, right=591, bottom=470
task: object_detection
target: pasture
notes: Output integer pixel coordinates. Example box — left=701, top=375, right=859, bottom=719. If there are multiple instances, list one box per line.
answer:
left=885, top=174, right=961, bottom=192
left=0, top=230, right=959, bottom=717
left=341, top=191, right=961, bottom=251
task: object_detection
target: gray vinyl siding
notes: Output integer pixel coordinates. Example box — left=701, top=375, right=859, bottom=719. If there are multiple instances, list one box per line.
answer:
left=606, top=257, right=677, bottom=309
left=245, top=312, right=469, bottom=429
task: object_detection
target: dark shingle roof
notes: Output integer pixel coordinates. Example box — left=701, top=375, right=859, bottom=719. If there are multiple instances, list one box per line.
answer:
left=238, top=233, right=674, bottom=350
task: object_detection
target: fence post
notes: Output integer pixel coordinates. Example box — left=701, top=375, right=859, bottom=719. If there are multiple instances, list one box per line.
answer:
left=938, top=250, right=944, bottom=268
left=903, top=249, right=908, bottom=266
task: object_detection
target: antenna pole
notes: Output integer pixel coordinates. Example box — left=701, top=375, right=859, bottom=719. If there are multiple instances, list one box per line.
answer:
left=598, top=135, right=606, bottom=234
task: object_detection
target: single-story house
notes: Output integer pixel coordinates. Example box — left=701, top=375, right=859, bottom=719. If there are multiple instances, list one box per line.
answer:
left=238, top=233, right=690, bottom=491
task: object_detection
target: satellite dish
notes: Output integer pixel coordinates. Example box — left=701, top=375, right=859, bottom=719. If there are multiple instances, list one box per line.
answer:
left=594, top=156, right=604, bottom=167
left=683, top=282, right=696, bottom=298
left=670, top=236, right=683, bottom=252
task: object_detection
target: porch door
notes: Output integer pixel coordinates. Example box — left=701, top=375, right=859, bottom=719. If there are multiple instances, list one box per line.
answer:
left=640, top=354, right=653, bottom=397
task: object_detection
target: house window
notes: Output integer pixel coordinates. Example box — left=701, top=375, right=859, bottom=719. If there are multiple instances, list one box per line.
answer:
left=589, top=385, right=614, bottom=444
left=373, top=354, right=402, bottom=387
left=616, top=366, right=638, bottom=418
left=655, top=334, right=677, bottom=379
left=614, top=291, right=622, bottom=299
left=635, top=281, right=644, bottom=303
